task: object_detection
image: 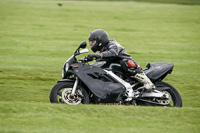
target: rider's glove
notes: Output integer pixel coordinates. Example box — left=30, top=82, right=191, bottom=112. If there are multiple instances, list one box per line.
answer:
left=87, top=53, right=102, bottom=61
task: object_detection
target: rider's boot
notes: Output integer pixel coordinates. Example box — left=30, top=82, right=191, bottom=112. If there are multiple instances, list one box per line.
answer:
left=133, top=72, right=155, bottom=92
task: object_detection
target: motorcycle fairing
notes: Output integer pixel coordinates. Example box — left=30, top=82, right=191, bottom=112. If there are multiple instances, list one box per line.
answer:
left=92, top=61, right=124, bottom=74
left=93, top=87, right=125, bottom=103
left=143, top=63, right=174, bottom=82
left=69, top=63, right=125, bottom=101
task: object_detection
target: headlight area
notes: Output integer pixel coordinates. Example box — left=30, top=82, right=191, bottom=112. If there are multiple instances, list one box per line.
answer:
left=62, top=68, right=65, bottom=79
left=62, top=63, right=69, bottom=79
left=65, top=63, right=69, bottom=72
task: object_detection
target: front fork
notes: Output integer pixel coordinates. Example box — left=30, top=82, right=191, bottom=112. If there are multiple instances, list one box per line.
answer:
left=71, top=77, right=79, bottom=96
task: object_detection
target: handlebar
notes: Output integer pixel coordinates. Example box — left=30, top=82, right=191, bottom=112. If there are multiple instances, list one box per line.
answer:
left=78, top=57, right=89, bottom=63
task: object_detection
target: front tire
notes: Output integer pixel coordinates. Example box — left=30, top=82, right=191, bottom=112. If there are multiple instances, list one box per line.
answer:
left=49, top=82, right=90, bottom=105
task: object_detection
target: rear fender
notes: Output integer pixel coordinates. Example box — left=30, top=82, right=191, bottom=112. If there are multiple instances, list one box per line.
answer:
left=156, top=86, right=171, bottom=91
left=155, top=82, right=171, bottom=91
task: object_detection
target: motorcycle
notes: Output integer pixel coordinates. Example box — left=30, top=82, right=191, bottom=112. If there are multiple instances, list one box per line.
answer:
left=49, top=41, right=182, bottom=107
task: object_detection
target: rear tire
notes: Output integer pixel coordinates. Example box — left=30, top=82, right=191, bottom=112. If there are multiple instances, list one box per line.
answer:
left=155, top=82, right=182, bottom=107
left=49, top=82, right=90, bottom=104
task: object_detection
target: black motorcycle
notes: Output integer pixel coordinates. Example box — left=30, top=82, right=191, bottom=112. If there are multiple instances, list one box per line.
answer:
left=49, top=41, right=182, bottom=107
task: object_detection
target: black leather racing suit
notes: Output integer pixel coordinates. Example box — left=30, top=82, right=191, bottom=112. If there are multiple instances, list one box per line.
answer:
left=99, top=39, right=142, bottom=76
left=100, top=39, right=133, bottom=62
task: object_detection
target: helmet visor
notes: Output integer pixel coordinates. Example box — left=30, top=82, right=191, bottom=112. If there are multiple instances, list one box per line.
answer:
left=89, top=40, right=96, bottom=47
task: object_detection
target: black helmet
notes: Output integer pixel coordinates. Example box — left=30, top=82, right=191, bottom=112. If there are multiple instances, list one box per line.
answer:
left=89, top=29, right=109, bottom=52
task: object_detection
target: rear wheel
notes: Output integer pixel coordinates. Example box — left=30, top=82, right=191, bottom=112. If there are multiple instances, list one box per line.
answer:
left=136, top=82, right=182, bottom=107
left=155, top=82, right=182, bottom=107
left=49, top=82, right=90, bottom=105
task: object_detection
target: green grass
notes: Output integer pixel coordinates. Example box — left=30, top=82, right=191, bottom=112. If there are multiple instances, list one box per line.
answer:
left=71, top=0, right=200, bottom=5
left=0, top=0, right=200, bottom=132
left=1, top=102, right=200, bottom=133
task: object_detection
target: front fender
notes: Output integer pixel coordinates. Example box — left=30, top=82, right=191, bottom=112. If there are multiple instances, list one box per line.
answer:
left=57, top=78, right=75, bottom=83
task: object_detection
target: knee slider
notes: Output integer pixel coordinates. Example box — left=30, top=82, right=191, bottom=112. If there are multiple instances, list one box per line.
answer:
left=127, top=60, right=136, bottom=68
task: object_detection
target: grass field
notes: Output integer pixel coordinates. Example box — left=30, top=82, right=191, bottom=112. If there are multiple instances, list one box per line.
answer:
left=0, top=0, right=200, bottom=132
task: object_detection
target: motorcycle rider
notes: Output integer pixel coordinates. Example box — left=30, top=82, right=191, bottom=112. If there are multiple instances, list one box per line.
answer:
left=87, top=29, right=155, bottom=98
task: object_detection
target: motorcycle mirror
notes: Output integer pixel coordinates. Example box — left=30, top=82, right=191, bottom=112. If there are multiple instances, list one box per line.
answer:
left=74, top=41, right=87, bottom=57
left=79, top=41, right=87, bottom=49
left=80, top=49, right=89, bottom=54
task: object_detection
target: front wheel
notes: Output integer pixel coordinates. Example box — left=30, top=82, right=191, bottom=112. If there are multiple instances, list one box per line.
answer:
left=155, top=82, right=182, bottom=107
left=49, top=82, right=90, bottom=105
